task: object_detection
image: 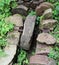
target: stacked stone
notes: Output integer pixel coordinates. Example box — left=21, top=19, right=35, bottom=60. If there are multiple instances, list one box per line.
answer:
left=0, top=14, right=23, bottom=65
left=29, top=2, right=57, bottom=65
left=17, top=0, right=45, bottom=9
left=12, top=0, right=45, bottom=16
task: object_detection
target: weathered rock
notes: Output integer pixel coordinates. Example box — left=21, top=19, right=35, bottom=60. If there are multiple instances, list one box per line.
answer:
left=42, top=8, right=52, bottom=19
left=0, top=31, right=20, bottom=65
left=7, top=31, right=20, bottom=45
left=20, top=15, right=36, bottom=50
left=30, top=0, right=45, bottom=9
left=40, top=19, right=57, bottom=30
left=5, top=14, right=23, bottom=27
left=30, top=55, right=56, bottom=65
left=36, top=43, right=52, bottom=55
left=12, top=5, right=28, bottom=16
left=30, top=1, right=40, bottom=9
left=37, top=33, right=56, bottom=44
left=35, top=2, right=54, bottom=16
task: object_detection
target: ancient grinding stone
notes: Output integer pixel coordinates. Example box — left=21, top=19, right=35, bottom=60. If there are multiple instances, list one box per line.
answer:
left=20, top=15, right=36, bottom=50
left=35, top=2, right=54, bottom=16
left=37, top=33, right=56, bottom=44
left=30, top=55, right=56, bottom=65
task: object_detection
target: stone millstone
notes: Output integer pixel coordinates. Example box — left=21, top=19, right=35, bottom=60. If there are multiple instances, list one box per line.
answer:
left=0, top=31, right=20, bottom=65
left=35, top=2, right=54, bottom=16
left=12, top=5, right=28, bottom=16
left=35, top=43, right=52, bottom=55
left=30, top=55, right=56, bottom=65
left=5, top=14, right=23, bottom=27
left=37, top=33, right=56, bottom=45
left=20, top=15, right=36, bottom=50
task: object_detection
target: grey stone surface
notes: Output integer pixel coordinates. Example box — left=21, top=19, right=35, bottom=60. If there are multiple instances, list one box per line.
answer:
left=29, top=55, right=56, bottom=65
left=20, top=15, right=36, bottom=50
left=7, top=31, right=20, bottom=45
left=35, top=43, right=52, bottom=55
left=37, top=33, right=56, bottom=45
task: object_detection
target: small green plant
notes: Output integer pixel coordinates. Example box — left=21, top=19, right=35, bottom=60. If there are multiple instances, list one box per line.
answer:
left=36, top=16, right=40, bottom=25
left=17, top=49, right=29, bottom=65
left=46, top=0, right=59, bottom=3
left=29, top=11, right=36, bottom=16
left=48, top=46, right=59, bottom=65
left=52, top=2, right=59, bottom=21
left=50, top=22, right=59, bottom=43
left=0, top=48, right=7, bottom=57
left=0, top=0, right=17, bottom=19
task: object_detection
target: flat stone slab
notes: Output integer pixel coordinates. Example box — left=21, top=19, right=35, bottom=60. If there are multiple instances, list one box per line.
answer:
left=37, top=33, right=56, bottom=45
left=20, top=15, right=36, bottom=50
left=40, top=19, right=57, bottom=30
left=35, top=43, right=52, bottom=55
left=30, top=55, right=56, bottom=65
left=0, top=31, right=20, bottom=65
